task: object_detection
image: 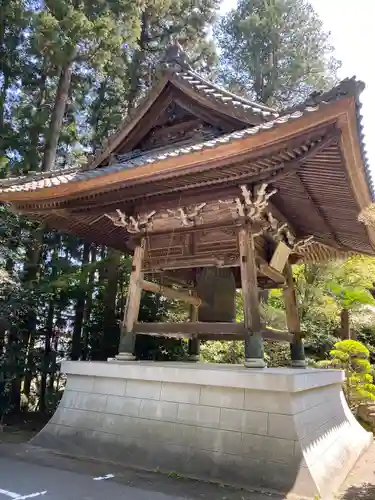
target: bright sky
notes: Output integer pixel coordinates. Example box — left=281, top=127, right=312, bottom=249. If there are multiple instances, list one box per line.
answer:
left=220, top=0, right=375, bottom=181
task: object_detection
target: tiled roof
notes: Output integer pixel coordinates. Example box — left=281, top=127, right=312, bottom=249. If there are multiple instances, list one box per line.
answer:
left=172, top=67, right=279, bottom=120
left=0, top=109, right=315, bottom=194
left=0, top=77, right=371, bottom=198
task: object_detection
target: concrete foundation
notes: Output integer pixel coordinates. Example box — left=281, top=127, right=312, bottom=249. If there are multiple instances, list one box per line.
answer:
left=31, top=361, right=372, bottom=499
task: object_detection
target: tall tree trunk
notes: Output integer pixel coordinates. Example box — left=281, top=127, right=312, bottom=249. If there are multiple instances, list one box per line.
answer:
left=71, top=243, right=90, bottom=360
left=28, top=60, right=48, bottom=172
left=92, top=249, right=121, bottom=361
left=39, top=300, right=54, bottom=413
left=126, top=11, right=148, bottom=112
left=82, top=246, right=97, bottom=360
left=22, top=227, right=44, bottom=402
left=41, top=56, right=75, bottom=172
left=340, top=308, right=351, bottom=340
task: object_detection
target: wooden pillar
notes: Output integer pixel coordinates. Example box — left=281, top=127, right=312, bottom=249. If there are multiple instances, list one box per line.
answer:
left=283, top=261, right=306, bottom=368
left=116, top=239, right=145, bottom=361
left=238, top=226, right=265, bottom=368
left=188, top=300, right=200, bottom=361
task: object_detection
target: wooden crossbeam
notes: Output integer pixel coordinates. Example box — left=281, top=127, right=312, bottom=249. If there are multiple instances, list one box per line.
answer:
left=138, top=279, right=202, bottom=306
left=143, top=255, right=237, bottom=272
left=133, top=322, right=294, bottom=343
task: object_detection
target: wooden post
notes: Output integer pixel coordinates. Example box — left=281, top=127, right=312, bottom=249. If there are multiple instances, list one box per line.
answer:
left=115, top=239, right=145, bottom=361
left=283, top=261, right=306, bottom=368
left=188, top=295, right=200, bottom=361
left=238, top=226, right=265, bottom=368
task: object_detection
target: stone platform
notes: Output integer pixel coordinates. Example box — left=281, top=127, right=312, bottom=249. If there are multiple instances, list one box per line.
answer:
left=31, top=361, right=372, bottom=499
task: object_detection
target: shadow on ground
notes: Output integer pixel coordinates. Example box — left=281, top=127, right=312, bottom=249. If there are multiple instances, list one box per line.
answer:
left=340, top=482, right=375, bottom=500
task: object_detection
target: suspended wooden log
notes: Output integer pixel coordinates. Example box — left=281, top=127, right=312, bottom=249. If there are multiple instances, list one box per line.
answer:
left=137, top=278, right=202, bottom=306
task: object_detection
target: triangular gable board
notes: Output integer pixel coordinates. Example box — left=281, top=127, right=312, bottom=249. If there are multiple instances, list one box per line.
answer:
left=88, top=67, right=279, bottom=170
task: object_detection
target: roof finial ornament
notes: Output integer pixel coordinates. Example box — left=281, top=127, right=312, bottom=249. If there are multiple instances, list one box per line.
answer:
left=161, top=39, right=191, bottom=70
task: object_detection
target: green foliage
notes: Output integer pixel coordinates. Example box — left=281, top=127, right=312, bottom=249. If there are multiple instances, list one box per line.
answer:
left=215, top=0, right=341, bottom=106
left=321, top=340, right=375, bottom=409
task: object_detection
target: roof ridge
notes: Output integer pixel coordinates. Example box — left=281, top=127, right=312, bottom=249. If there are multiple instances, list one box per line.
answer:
left=181, top=68, right=278, bottom=114
left=0, top=165, right=80, bottom=188
left=282, top=76, right=365, bottom=114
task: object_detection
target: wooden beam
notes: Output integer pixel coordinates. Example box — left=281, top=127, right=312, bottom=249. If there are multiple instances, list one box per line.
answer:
left=117, top=239, right=145, bottom=359
left=134, top=322, right=246, bottom=336
left=133, top=322, right=293, bottom=343
left=138, top=278, right=202, bottom=306
left=143, top=255, right=238, bottom=272
left=238, top=225, right=265, bottom=366
left=258, top=258, right=286, bottom=285
left=238, top=227, right=262, bottom=333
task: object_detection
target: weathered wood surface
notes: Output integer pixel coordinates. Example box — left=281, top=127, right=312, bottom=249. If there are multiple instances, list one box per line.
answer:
left=283, top=262, right=301, bottom=334
left=123, top=243, right=145, bottom=334
left=133, top=322, right=293, bottom=343
left=138, top=278, right=202, bottom=306
left=118, top=239, right=145, bottom=356
left=258, top=260, right=285, bottom=284
left=238, top=227, right=262, bottom=333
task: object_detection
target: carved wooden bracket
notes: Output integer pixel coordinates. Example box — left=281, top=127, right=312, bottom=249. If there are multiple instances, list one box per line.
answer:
left=166, top=203, right=207, bottom=227
left=105, top=209, right=156, bottom=234
left=220, top=183, right=277, bottom=223
left=263, top=212, right=314, bottom=253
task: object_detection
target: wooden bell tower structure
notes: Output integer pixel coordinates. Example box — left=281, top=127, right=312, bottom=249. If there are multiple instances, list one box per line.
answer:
left=1, top=45, right=374, bottom=368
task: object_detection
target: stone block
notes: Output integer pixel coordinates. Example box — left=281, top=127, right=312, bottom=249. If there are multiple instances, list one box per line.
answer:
left=241, top=433, right=296, bottom=464
left=73, top=392, right=107, bottom=412
left=126, top=379, right=161, bottom=400
left=171, top=423, right=196, bottom=446
left=93, top=377, right=126, bottom=396
left=244, top=389, right=293, bottom=414
left=267, top=413, right=297, bottom=440
left=136, top=417, right=174, bottom=443
left=106, top=395, right=141, bottom=417
left=161, top=382, right=200, bottom=404
left=101, top=413, right=138, bottom=437
left=294, top=400, right=339, bottom=439
left=78, top=393, right=108, bottom=412
left=59, top=390, right=77, bottom=409
left=66, top=374, right=95, bottom=393
left=292, top=383, right=338, bottom=414
left=194, top=427, right=242, bottom=455
left=139, top=399, right=178, bottom=422
left=220, top=408, right=268, bottom=435
left=177, top=403, right=220, bottom=428
left=200, top=386, right=244, bottom=409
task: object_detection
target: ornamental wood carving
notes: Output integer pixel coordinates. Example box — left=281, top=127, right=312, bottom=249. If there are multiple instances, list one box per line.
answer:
left=219, top=183, right=277, bottom=223
left=105, top=209, right=156, bottom=233
left=166, top=203, right=207, bottom=227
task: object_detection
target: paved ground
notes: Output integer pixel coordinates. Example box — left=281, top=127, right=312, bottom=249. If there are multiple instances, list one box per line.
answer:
left=1, top=439, right=375, bottom=500
left=0, top=444, right=283, bottom=500
left=0, top=455, right=190, bottom=500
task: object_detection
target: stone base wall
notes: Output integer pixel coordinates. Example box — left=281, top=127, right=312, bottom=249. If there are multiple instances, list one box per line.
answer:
left=31, top=361, right=372, bottom=499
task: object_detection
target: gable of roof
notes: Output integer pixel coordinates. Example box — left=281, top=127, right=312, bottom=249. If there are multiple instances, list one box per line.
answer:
left=83, top=61, right=279, bottom=171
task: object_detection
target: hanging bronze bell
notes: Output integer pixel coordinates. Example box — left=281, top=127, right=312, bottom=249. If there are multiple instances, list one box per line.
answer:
left=196, top=267, right=236, bottom=322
